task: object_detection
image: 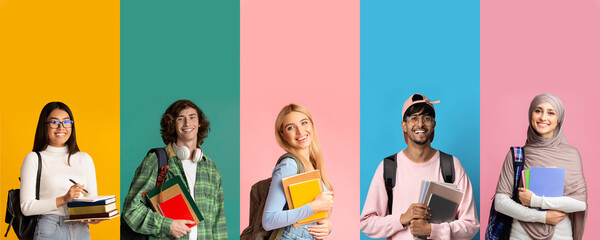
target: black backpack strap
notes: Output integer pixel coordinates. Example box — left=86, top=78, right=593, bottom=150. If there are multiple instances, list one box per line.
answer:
left=383, top=153, right=397, bottom=215
left=510, top=146, right=525, bottom=202
left=148, top=148, right=169, bottom=187
left=4, top=153, right=41, bottom=238
left=439, top=151, right=455, bottom=184
left=35, top=151, right=42, bottom=200
left=277, top=153, right=304, bottom=174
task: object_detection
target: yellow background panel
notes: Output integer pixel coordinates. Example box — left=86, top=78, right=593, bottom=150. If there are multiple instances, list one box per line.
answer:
left=0, top=1, right=119, bottom=239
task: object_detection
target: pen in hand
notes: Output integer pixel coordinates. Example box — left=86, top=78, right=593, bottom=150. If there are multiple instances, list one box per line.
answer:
left=68, top=179, right=89, bottom=194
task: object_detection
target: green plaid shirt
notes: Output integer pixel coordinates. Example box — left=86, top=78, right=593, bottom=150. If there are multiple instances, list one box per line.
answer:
left=122, top=144, right=227, bottom=240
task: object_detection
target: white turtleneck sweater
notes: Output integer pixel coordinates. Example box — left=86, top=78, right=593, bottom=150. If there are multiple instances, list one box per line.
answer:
left=20, top=145, right=98, bottom=217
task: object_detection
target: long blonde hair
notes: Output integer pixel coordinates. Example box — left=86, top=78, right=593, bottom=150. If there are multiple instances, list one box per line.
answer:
left=275, top=104, right=333, bottom=191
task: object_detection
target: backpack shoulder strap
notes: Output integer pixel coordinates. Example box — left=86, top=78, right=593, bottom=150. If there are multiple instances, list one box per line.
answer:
left=269, top=228, right=284, bottom=240
left=273, top=153, right=303, bottom=228
left=148, top=148, right=169, bottom=187
left=277, top=153, right=304, bottom=174
left=35, top=151, right=42, bottom=200
left=383, top=153, right=397, bottom=215
left=510, top=146, right=525, bottom=200
left=439, top=151, right=455, bottom=184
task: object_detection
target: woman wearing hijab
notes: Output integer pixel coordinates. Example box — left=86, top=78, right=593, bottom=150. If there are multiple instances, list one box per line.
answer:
left=494, top=93, right=588, bottom=240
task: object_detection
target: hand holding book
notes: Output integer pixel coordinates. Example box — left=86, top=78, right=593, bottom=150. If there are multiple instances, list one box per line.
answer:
left=400, top=203, right=430, bottom=226
left=518, top=187, right=534, bottom=207
left=78, top=219, right=103, bottom=224
left=309, top=191, right=334, bottom=213
left=170, top=220, right=194, bottom=238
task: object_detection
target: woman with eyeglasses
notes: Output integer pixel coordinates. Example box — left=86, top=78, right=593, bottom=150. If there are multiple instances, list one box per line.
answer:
left=20, top=102, right=100, bottom=240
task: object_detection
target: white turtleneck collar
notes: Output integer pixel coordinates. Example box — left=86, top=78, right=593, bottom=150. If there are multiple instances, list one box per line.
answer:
left=45, top=145, right=69, bottom=153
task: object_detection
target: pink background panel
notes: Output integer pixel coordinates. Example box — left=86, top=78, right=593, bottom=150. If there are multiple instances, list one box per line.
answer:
left=481, top=1, right=600, bottom=238
left=240, top=0, right=360, bottom=239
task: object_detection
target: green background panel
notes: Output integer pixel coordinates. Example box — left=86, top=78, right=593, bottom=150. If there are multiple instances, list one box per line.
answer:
left=120, top=1, right=240, bottom=237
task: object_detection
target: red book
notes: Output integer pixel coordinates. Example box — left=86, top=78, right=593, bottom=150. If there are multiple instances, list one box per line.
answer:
left=158, top=194, right=196, bottom=228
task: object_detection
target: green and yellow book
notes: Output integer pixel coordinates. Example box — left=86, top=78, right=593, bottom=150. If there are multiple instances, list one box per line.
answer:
left=68, top=202, right=116, bottom=215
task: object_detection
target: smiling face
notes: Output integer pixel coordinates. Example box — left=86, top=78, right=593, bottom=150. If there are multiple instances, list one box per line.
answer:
left=47, top=109, right=72, bottom=147
left=402, top=111, right=435, bottom=146
left=280, top=111, right=313, bottom=151
left=531, top=102, right=558, bottom=137
left=175, top=107, right=199, bottom=145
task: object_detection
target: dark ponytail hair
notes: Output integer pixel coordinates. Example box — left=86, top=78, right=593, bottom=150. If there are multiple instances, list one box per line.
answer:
left=33, top=102, right=80, bottom=165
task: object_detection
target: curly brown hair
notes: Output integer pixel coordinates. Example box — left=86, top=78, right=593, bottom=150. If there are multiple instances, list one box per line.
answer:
left=160, top=100, right=210, bottom=145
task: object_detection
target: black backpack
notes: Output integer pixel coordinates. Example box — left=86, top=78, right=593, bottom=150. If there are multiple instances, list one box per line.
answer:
left=485, top=146, right=525, bottom=240
left=4, top=151, right=42, bottom=240
left=120, top=148, right=169, bottom=240
left=383, top=151, right=455, bottom=215
left=240, top=153, right=304, bottom=240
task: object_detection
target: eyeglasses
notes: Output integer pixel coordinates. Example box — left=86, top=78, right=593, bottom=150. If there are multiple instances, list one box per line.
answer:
left=406, top=115, right=434, bottom=126
left=46, top=120, right=74, bottom=129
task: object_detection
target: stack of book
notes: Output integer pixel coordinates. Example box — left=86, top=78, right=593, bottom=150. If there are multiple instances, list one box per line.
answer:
left=146, top=176, right=203, bottom=228
left=66, top=195, right=119, bottom=221
left=282, top=169, right=329, bottom=226
left=418, top=181, right=463, bottom=224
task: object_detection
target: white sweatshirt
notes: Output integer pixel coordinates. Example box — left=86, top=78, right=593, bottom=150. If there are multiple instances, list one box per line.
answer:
left=20, top=145, right=98, bottom=216
left=495, top=193, right=586, bottom=240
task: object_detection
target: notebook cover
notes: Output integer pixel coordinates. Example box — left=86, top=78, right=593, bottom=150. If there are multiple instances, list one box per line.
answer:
left=427, top=194, right=458, bottom=224
left=421, top=181, right=463, bottom=206
left=419, top=181, right=430, bottom=203
left=529, top=167, right=565, bottom=197
left=146, top=176, right=204, bottom=223
left=68, top=202, right=117, bottom=215
left=68, top=197, right=116, bottom=207
left=70, top=195, right=116, bottom=202
left=419, top=180, right=427, bottom=203
left=159, top=194, right=196, bottom=228
left=63, top=213, right=120, bottom=222
left=289, top=179, right=326, bottom=224
left=68, top=209, right=119, bottom=219
left=524, top=169, right=530, bottom=189
left=281, top=170, right=322, bottom=209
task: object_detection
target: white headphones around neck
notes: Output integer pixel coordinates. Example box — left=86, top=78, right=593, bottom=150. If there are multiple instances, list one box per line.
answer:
left=173, top=143, right=203, bottom=163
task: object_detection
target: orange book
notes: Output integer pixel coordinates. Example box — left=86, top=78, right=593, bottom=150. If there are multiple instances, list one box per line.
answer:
left=289, top=179, right=327, bottom=224
left=281, top=170, right=330, bottom=226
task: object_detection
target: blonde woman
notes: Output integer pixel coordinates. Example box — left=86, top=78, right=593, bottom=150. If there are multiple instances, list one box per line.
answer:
left=262, top=104, right=334, bottom=240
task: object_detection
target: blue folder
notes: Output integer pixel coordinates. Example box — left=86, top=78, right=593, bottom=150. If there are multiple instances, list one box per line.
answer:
left=529, top=167, right=565, bottom=197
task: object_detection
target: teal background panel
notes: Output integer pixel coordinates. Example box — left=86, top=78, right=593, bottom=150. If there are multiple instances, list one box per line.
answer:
left=360, top=0, right=480, bottom=239
left=120, top=1, right=240, bottom=238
